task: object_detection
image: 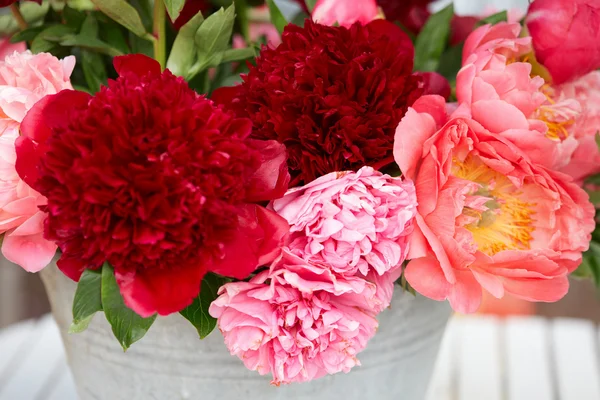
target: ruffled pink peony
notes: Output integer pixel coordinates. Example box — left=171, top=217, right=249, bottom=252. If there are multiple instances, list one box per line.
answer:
left=554, top=71, right=600, bottom=182
left=209, top=250, right=379, bottom=385
left=0, top=51, right=74, bottom=271
left=394, top=95, right=595, bottom=313
left=312, top=0, right=380, bottom=27
left=271, top=166, right=416, bottom=310
left=458, top=22, right=581, bottom=171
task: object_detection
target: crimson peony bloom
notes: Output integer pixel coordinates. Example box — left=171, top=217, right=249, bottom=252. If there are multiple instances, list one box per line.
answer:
left=171, top=0, right=211, bottom=30
left=213, top=20, right=422, bottom=185
left=377, top=0, right=433, bottom=33
left=526, top=0, right=600, bottom=85
left=0, top=0, right=40, bottom=7
left=15, top=54, right=290, bottom=317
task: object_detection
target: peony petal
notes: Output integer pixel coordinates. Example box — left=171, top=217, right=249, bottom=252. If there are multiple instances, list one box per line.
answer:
left=2, top=230, right=56, bottom=272
left=245, top=139, right=290, bottom=202
left=404, top=256, right=452, bottom=302
left=113, top=54, right=162, bottom=77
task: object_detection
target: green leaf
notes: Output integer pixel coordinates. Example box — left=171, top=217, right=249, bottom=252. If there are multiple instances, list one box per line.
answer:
left=63, top=6, right=87, bottom=31
left=70, top=268, right=103, bottom=334
left=30, top=25, right=76, bottom=54
left=164, top=0, right=186, bottom=22
left=101, top=263, right=156, bottom=350
left=60, top=35, right=124, bottom=57
left=90, top=0, right=151, bottom=40
left=574, top=242, right=600, bottom=289
left=81, top=50, right=107, bottom=93
left=266, top=0, right=287, bottom=34
left=10, top=26, right=45, bottom=43
left=195, top=5, right=236, bottom=59
left=414, top=4, right=454, bottom=72
left=595, top=132, right=600, bottom=152
left=167, top=11, right=205, bottom=77
left=80, top=14, right=99, bottom=38
left=304, top=0, right=317, bottom=12
left=437, top=43, right=464, bottom=81
left=219, top=46, right=256, bottom=63
left=234, top=0, right=249, bottom=41
left=180, top=274, right=228, bottom=338
left=476, top=10, right=508, bottom=27
left=99, top=18, right=131, bottom=54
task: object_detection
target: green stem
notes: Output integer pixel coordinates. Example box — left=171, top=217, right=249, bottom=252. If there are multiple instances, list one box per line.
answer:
left=10, top=3, right=28, bottom=31
left=152, top=0, right=166, bottom=70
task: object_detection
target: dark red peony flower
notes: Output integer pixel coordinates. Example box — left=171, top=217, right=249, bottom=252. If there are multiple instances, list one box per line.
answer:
left=16, top=54, right=290, bottom=317
left=377, top=0, right=433, bottom=33
left=171, top=0, right=211, bottom=30
left=213, top=20, right=423, bottom=185
left=1, top=0, right=41, bottom=7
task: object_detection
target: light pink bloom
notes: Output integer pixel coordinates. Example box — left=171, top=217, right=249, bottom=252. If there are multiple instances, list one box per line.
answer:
left=0, top=51, right=75, bottom=271
left=0, top=38, right=26, bottom=59
left=394, top=95, right=595, bottom=314
left=209, top=250, right=379, bottom=385
left=312, top=0, right=380, bottom=27
left=458, top=22, right=581, bottom=170
left=271, top=166, right=417, bottom=310
left=554, top=71, right=600, bottom=182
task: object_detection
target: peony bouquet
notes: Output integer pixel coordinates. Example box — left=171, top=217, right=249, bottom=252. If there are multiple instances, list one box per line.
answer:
left=1, top=0, right=600, bottom=386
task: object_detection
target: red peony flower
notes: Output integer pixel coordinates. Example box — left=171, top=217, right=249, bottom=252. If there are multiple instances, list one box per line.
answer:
left=377, top=0, right=433, bottom=33
left=171, top=0, right=211, bottom=30
left=15, top=54, right=290, bottom=317
left=1, top=0, right=41, bottom=7
left=213, top=20, right=422, bottom=185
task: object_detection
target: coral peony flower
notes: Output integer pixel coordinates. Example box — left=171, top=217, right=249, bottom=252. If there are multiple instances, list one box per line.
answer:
left=15, top=54, right=290, bottom=317
left=0, top=38, right=26, bottom=58
left=526, top=0, right=600, bottom=85
left=209, top=250, right=379, bottom=385
left=312, top=0, right=380, bottom=27
left=0, top=51, right=74, bottom=272
left=394, top=95, right=595, bottom=313
left=555, top=71, right=600, bottom=182
left=271, top=166, right=416, bottom=310
left=213, top=20, right=422, bottom=185
left=458, top=22, right=581, bottom=171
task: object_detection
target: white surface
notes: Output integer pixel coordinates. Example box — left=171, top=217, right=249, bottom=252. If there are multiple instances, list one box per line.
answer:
left=3, top=314, right=600, bottom=400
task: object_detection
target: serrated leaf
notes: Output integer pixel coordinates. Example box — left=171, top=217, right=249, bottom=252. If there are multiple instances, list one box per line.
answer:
left=164, top=0, right=186, bottom=21
left=90, top=0, right=151, bottom=39
left=167, top=11, right=204, bottom=77
left=70, top=268, right=103, bottom=333
left=101, top=263, right=156, bottom=350
left=266, top=0, right=287, bottom=34
left=180, top=274, right=228, bottom=339
left=414, top=4, right=454, bottom=72
left=195, top=5, right=236, bottom=57
left=476, top=10, right=508, bottom=27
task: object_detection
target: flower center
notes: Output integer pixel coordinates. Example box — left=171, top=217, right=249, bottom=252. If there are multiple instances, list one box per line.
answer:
left=452, top=157, right=536, bottom=256
left=536, top=85, right=579, bottom=141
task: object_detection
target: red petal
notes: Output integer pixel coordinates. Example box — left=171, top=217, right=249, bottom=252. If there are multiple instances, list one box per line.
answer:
left=114, top=54, right=162, bottom=77
left=211, top=85, right=243, bottom=107
left=115, top=264, right=206, bottom=317
left=208, top=205, right=289, bottom=279
left=15, top=136, right=42, bottom=189
left=366, top=19, right=415, bottom=69
left=57, top=256, right=87, bottom=282
left=416, top=72, right=451, bottom=100
left=245, top=139, right=290, bottom=202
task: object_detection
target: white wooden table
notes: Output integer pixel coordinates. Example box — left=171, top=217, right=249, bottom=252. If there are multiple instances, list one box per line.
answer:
left=1, top=315, right=600, bottom=399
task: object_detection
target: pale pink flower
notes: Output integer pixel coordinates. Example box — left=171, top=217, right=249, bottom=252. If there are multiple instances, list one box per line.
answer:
left=458, top=22, right=581, bottom=170
left=209, top=250, right=379, bottom=385
left=0, top=38, right=26, bottom=59
left=312, top=0, right=380, bottom=27
left=0, top=51, right=75, bottom=271
left=554, top=71, right=600, bottom=182
left=394, top=95, right=595, bottom=314
left=271, top=166, right=416, bottom=310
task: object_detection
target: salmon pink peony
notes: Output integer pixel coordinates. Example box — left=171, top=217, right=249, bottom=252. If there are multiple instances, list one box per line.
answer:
left=458, top=22, right=581, bottom=171
left=526, top=0, right=600, bottom=85
left=394, top=95, right=595, bottom=313
left=271, top=166, right=416, bottom=311
left=15, top=54, right=290, bottom=317
left=0, top=51, right=74, bottom=272
left=312, top=0, right=380, bottom=27
left=209, top=250, right=379, bottom=385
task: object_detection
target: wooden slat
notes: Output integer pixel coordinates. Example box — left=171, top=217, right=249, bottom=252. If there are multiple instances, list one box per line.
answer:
left=0, top=316, right=65, bottom=400
left=426, top=318, right=460, bottom=400
left=0, top=319, right=35, bottom=381
left=504, top=318, right=554, bottom=400
left=457, top=317, right=503, bottom=400
left=552, top=319, right=600, bottom=400
left=45, top=368, right=78, bottom=400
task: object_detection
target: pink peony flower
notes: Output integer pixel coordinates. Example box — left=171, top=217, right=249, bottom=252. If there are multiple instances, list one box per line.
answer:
left=0, top=51, right=74, bottom=271
left=209, top=250, right=379, bottom=385
left=458, top=22, right=581, bottom=171
left=271, top=166, right=417, bottom=310
left=394, top=95, right=595, bottom=314
left=312, top=0, right=380, bottom=27
left=526, top=0, right=600, bottom=85
left=0, top=38, right=26, bottom=59
left=554, top=71, right=600, bottom=182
